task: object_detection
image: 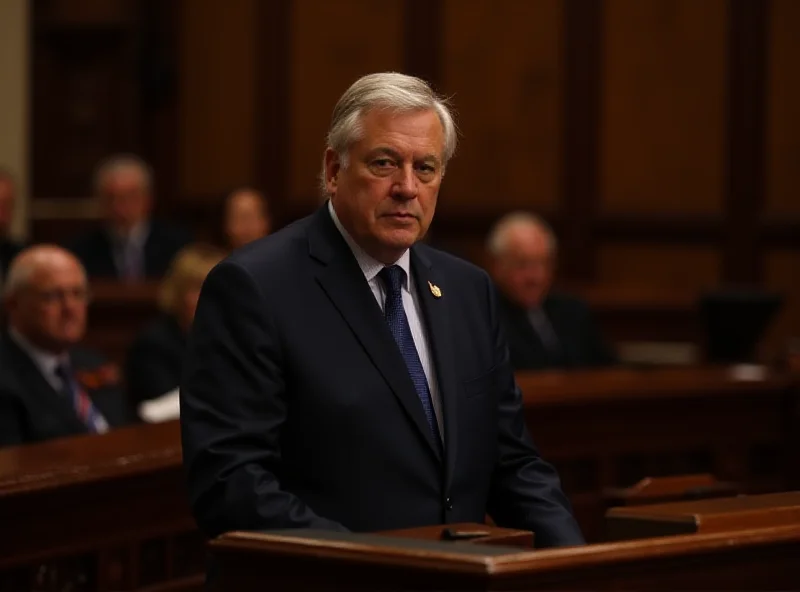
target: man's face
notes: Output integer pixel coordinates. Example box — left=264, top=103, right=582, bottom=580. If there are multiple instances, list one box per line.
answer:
left=325, top=108, right=444, bottom=265
left=7, top=253, right=89, bottom=353
left=225, top=190, right=271, bottom=249
left=492, top=225, right=555, bottom=309
left=0, top=179, right=15, bottom=236
left=100, top=168, right=152, bottom=235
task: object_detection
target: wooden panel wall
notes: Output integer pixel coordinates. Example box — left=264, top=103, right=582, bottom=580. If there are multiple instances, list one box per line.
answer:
left=28, top=0, right=800, bottom=340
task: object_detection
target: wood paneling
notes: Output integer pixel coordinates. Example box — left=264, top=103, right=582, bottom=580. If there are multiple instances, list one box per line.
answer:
left=764, top=250, right=800, bottom=358
left=178, top=0, right=257, bottom=197
left=289, top=0, right=404, bottom=207
left=597, top=244, right=720, bottom=289
left=766, top=0, right=800, bottom=215
left=600, top=0, right=727, bottom=215
left=440, top=0, right=562, bottom=216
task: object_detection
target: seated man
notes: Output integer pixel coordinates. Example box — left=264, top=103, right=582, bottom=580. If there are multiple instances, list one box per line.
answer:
left=0, top=246, right=132, bottom=447
left=487, top=212, right=617, bottom=371
left=69, top=154, right=190, bottom=280
left=0, top=167, right=25, bottom=284
left=223, top=187, right=272, bottom=251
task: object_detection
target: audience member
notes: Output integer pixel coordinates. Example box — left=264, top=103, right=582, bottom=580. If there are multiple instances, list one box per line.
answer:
left=223, top=187, right=271, bottom=251
left=488, top=212, right=617, bottom=371
left=126, top=243, right=224, bottom=421
left=0, top=167, right=25, bottom=285
left=0, top=246, right=132, bottom=447
left=69, top=154, right=190, bottom=280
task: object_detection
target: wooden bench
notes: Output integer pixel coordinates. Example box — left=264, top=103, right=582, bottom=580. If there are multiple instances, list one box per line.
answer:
left=0, top=421, right=202, bottom=592
left=606, top=490, right=800, bottom=541
left=604, top=473, right=740, bottom=507
left=518, top=366, right=799, bottom=541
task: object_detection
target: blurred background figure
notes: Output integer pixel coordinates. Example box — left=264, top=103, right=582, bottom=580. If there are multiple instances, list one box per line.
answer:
left=0, top=246, right=131, bottom=447
left=223, top=187, right=272, bottom=251
left=69, top=154, right=191, bottom=280
left=126, top=243, right=224, bottom=421
left=488, top=212, right=617, bottom=371
left=0, top=167, right=24, bottom=284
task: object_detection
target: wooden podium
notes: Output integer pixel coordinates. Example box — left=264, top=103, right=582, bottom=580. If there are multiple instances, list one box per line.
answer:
left=208, top=522, right=800, bottom=590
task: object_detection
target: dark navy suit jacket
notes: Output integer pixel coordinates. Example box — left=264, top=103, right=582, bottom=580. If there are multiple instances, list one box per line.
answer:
left=180, top=204, right=584, bottom=548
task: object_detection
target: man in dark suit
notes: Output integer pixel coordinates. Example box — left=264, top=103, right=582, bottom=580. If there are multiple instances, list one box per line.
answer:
left=0, top=246, right=132, bottom=447
left=0, top=167, right=25, bottom=283
left=69, top=154, right=190, bottom=280
left=487, top=212, right=617, bottom=371
left=180, top=73, right=584, bottom=548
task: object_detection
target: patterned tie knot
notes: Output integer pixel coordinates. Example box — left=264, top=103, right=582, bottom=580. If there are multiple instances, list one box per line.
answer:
left=379, top=265, right=406, bottom=297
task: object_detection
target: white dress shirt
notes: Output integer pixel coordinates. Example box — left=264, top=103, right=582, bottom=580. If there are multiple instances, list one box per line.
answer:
left=328, top=201, right=444, bottom=437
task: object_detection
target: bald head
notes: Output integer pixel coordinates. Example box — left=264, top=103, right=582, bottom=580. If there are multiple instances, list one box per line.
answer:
left=487, top=212, right=557, bottom=309
left=4, top=246, right=89, bottom=354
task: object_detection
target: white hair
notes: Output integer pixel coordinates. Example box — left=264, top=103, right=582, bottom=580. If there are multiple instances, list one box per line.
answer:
left=320, top=72, right=458, bottom=196
left=487, top=211, right=558, bottom=258
left=92, top=153, right=154, bottom=196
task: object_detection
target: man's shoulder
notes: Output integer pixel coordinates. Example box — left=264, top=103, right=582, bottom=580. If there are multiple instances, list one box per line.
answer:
left=226, top=213, right=315, bottom=273
left=546, top=291, right=592, bottom=315
left=414, top=242, right=489, bottom=282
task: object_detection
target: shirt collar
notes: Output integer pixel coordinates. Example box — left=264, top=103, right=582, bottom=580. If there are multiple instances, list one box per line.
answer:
left=8, top=326, right=68, bottom=378
left=327, top=200, right=412, bottom=289
left=110, top=221, right=150, bottom=248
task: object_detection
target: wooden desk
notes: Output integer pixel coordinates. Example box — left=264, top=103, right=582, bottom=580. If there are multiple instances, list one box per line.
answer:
left=209, top=525, right=800, bottom=590
left=518, top=366, right=799, bottom=541
left=0, top=421, right=202, bottom=592
left=86, top=280, right=161, bottom=366
left=606, top=491, right=800, bottom=541
left=380, top=523, right=534, bottom=548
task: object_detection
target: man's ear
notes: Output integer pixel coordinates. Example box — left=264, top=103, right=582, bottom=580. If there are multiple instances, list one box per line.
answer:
left=324, top=148, right=341, bottom=196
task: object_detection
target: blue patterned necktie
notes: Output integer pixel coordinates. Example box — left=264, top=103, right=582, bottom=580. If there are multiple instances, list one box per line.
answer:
left=379, top=265, right=439, bottom=438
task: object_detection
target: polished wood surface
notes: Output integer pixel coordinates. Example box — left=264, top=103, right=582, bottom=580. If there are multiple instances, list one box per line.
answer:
left=0, top=421, right=202, bottom=592
left=606, top=491, right=800, bottom=541
left=380, top=523, right=534, bottom=548
left=209, top=524, right=800, bottom=590
left=604, top=473, right=740, bottom=507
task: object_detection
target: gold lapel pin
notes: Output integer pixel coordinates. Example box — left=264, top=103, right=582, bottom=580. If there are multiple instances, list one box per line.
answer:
left=428, top=281, right=442, bottom=299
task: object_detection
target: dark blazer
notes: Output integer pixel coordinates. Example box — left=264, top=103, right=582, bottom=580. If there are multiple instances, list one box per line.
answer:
left=126, top=313, right=186, bottom=408
left=68, top=221, right=191, bottom=279
left=497, top=291, right=617, bottom=372
left=180, top=204, right=584, bottom=548
left=0, top=237, right=24, bottom=277
left=0, top=333, right=132, bottom=447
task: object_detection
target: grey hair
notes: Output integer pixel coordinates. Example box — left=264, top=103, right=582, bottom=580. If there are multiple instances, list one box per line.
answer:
left=92, top=153, right=154, bottom=196
left=320, top=72, right=458, bottom=196
left=487, top=211, right=558, bottom=258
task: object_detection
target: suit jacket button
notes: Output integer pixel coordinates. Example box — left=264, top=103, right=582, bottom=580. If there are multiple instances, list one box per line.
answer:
left=445, top=497, right=453, bottom=511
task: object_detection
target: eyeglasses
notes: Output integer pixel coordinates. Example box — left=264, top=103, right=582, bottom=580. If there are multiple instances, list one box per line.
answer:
left=33, top=287, right=92, bottom=305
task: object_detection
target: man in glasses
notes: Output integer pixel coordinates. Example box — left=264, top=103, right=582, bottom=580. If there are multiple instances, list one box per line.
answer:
left=0, top=245, right=132, bottom=447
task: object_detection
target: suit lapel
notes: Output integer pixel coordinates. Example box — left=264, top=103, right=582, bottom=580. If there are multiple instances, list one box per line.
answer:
left=410, top=246, right=458, bottom=489
left=2, top=337, right=86, bottom=433
left=308, top=208, right=442, bottom=462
